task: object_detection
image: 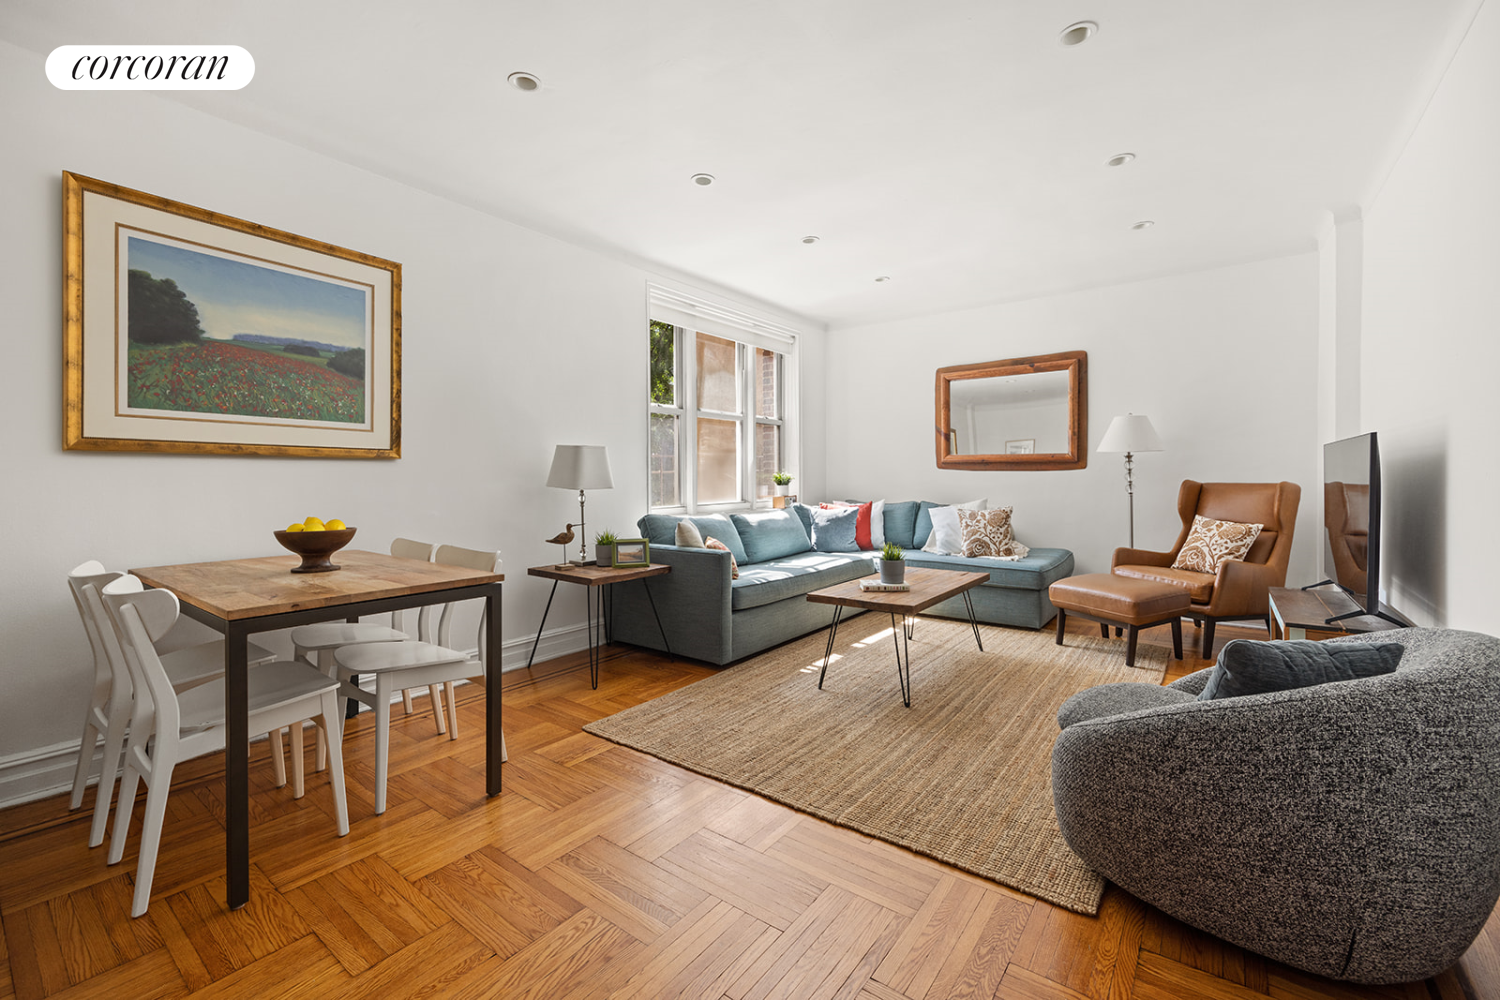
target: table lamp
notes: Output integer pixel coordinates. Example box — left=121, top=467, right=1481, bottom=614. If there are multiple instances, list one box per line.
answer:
left=546, top=445, right=614, bottom=564
left=1096, top=414, right=1163, bottom=548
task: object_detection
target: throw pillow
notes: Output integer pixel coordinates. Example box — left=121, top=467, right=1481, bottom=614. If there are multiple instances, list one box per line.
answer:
left=958, top=506, right=1030, bottom=559
left=1171, top=515, right=1264, bottom=574
left=1197, top=638, right=1404, bottom=701
left=912, top=498, right=986, bottom=549
left=922, top=505, right=964, bottom=554
left=819, top=500, right=886, bottom=549
left=676, top=520, right=705, bottom=548
left=809, top=505, right=860, bottom=552
left=703, top=536, right=739, bottom=579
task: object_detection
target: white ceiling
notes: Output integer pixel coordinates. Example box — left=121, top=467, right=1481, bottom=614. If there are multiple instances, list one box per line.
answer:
left=0, top=1, right=1481, bottom=327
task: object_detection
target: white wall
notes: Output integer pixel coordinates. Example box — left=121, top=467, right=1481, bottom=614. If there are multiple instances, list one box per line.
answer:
left=823, top=254, right=1322, bottom=582
left=1361, top=0, right=1500, bottom=632
left=0, top=39, right=820, bottom=798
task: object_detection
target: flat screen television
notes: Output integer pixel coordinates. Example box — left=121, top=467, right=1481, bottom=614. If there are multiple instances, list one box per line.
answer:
left=1317, top=432, right=1402, bottom=626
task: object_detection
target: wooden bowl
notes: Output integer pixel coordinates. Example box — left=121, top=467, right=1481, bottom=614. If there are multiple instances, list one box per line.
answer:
left=273, top=527, right=357, bottom=573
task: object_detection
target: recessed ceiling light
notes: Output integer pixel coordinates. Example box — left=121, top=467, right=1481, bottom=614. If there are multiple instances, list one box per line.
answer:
left=1059, top=21, right=1098, bottom=46
left=1106, top=152, right=1136, bottom=167
left=874, top=276, right=891, bottom=283
left=801, top=236, right=820, bottom=244
left=691, top=173, right=715, bottom=186
left=507, top=72, right=540, bottom=91
left=1130, top=220, right=1155, bottom=230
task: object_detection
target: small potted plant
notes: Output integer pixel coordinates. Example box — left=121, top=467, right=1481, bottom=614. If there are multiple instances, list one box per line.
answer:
left=594, top=530, right=618, bottom=566
left=879, top=542, right=905, bottom=585
left=772, top=472, right=794, bottom=497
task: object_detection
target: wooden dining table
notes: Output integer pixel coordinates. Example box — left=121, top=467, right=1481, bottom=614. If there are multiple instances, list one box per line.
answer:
left=130, top=548, right=505, bottom=910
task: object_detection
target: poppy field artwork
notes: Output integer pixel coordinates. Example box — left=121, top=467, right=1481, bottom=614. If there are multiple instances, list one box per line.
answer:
left=123, top=236, right=370, bottom=427
left=65, top=172, right=400, bottom=457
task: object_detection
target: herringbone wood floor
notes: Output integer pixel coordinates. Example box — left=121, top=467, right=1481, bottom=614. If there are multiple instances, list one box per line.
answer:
left=1, top=619, right=1496, bottom=1000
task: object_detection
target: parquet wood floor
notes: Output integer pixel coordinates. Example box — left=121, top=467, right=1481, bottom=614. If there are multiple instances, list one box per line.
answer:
left=1, top=619, right=1496, bottom=999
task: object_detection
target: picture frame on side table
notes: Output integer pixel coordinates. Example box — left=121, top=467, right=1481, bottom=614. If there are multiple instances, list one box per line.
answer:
left=63, top=171, right=402, bottom=458
left=1005, top=439, right=1036, bottom=455
left=612, top=539, right=650, bottom=568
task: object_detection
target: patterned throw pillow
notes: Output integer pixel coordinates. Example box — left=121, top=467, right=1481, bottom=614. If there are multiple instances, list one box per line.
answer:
left=1171, top=515, right=1263, bottom=574
left=704, top=536, right=739, bottom=579
left=958, top=507, right=1030, bottom=559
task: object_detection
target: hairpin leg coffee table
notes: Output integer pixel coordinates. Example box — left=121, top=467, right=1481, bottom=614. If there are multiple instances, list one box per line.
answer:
left=807, top=567, right=990, bottom=707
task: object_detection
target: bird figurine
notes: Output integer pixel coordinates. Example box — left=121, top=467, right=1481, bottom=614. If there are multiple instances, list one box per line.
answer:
left=546, top=524, right=576, bottom=568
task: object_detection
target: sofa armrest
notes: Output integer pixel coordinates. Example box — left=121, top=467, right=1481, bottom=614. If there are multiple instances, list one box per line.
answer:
left=1052, top=669, right=1500, bottom=982
left=609, top=544, right=735, bottom=664
left=1112, top=547, right=1174, bottom=569
left=1202, top=558, right=1284, bottom=617
left=1165, top=668, right=1213, bottom=695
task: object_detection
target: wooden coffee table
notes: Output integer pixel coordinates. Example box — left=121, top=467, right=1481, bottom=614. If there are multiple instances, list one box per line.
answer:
left=807, top=567, right=990, bottom=706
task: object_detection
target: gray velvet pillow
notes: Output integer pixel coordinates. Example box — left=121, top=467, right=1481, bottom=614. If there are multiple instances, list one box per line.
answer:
left=809, top=505, right=860, bottom=552
left=1197, top=638, right=1404, bottom=701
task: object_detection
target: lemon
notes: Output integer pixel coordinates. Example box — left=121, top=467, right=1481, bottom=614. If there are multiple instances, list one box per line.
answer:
left=326, top=518, right=347, bottom=531
left=303, top=516, right=326, bottom=532
left=286, top=523, right=305, bottom=533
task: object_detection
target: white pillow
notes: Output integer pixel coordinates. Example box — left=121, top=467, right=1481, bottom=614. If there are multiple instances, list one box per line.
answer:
left=922, top=505, right=965, bottom=554
left=870, top=500, right=886, bottom=548
left=919, top=498, right=986, bottom=554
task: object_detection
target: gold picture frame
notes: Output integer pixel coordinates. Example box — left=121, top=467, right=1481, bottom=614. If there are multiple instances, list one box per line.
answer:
left=63, top=171, right=401, bottom=457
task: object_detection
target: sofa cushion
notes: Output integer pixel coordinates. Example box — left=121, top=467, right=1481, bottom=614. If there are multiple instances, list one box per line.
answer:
left=1058, top=683, right=1196, bottom=729
left=810, top=505, right=860, bottom=552
left=882, top=501, right=920, bottom=549
left=1112, top=564, right=1217, bottom=603
left=639, top=514, right=748, bottom=565
left=903, top=547, right=1074, bottom=590
left=790, top=502, right=815, bottom=537
left=730, top=509, right=812, bottom=563
left=1198, top=638, right=1404, bottom=700
left=730, top=551, right=874, bottom=610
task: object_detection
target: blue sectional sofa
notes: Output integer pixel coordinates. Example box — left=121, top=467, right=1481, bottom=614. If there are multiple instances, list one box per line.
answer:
left=610, top=501, right=1074, bottom=666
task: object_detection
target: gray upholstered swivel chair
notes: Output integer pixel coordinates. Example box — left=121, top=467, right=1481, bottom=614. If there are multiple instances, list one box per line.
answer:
left=1051, top=628, right=1500, bottom=984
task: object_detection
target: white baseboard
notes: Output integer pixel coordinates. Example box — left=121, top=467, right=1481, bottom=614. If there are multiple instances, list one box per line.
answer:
left=0, top=619, right=596, bottom=811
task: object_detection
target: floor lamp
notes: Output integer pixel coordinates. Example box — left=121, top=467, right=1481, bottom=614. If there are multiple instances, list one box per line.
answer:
left=1097, top=414, right=1163, bottom=548
left=546, top=444, right=614, bottom=565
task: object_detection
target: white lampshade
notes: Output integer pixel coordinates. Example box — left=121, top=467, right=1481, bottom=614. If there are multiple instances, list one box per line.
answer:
left=546, top=445, right=614, bottom=491
left=1097, top=414, right=1163, bottom=454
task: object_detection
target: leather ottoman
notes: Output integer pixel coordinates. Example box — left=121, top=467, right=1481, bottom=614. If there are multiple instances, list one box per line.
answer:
left=1048, top=573, right=1188, bottom=666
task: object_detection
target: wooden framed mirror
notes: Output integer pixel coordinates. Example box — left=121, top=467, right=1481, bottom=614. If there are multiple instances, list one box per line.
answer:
left=935, top=350, right=1087, bottom=471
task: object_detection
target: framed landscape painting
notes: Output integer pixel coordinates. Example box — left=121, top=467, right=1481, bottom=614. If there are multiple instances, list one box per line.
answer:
left=63, top=172, right=401, bottom=457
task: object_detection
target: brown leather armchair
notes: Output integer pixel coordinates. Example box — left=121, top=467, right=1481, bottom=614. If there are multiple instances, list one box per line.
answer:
left=1112, top=480, right=1301, bottom=654
left=1324, top=481, right=1369, bottom=596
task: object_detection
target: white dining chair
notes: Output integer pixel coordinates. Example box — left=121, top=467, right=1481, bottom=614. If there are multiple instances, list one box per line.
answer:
left=333, top=544, right=504, bottom=814
left=288, top=538, right=452, bottom=773
left=101, top=575, right=350, bottom=917
left=66, top=560, right=282, bottom=849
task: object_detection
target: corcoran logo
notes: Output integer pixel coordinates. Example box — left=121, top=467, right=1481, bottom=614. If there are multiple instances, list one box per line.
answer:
left=46, top=45, right=254, bottom=90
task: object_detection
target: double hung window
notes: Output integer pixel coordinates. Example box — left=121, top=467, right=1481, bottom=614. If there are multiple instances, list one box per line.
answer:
left=648, top=289, right=796, bottom=512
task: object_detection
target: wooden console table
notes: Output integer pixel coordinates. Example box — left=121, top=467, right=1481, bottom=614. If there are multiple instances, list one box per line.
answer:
left=1268, top=586, right=1410, bottom=641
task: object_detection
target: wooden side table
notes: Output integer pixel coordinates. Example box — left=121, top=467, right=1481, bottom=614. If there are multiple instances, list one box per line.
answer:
left=1268, top=586, right=1410, bottom=641
left=525, top=563, right=672, bottom=687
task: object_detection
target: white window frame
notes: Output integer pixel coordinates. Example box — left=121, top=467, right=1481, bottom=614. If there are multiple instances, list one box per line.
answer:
left=647, top=285, right=799, bottom=514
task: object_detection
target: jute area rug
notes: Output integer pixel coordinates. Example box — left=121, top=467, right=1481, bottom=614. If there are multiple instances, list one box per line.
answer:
left=585, top=616, right=1168, bottom=915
